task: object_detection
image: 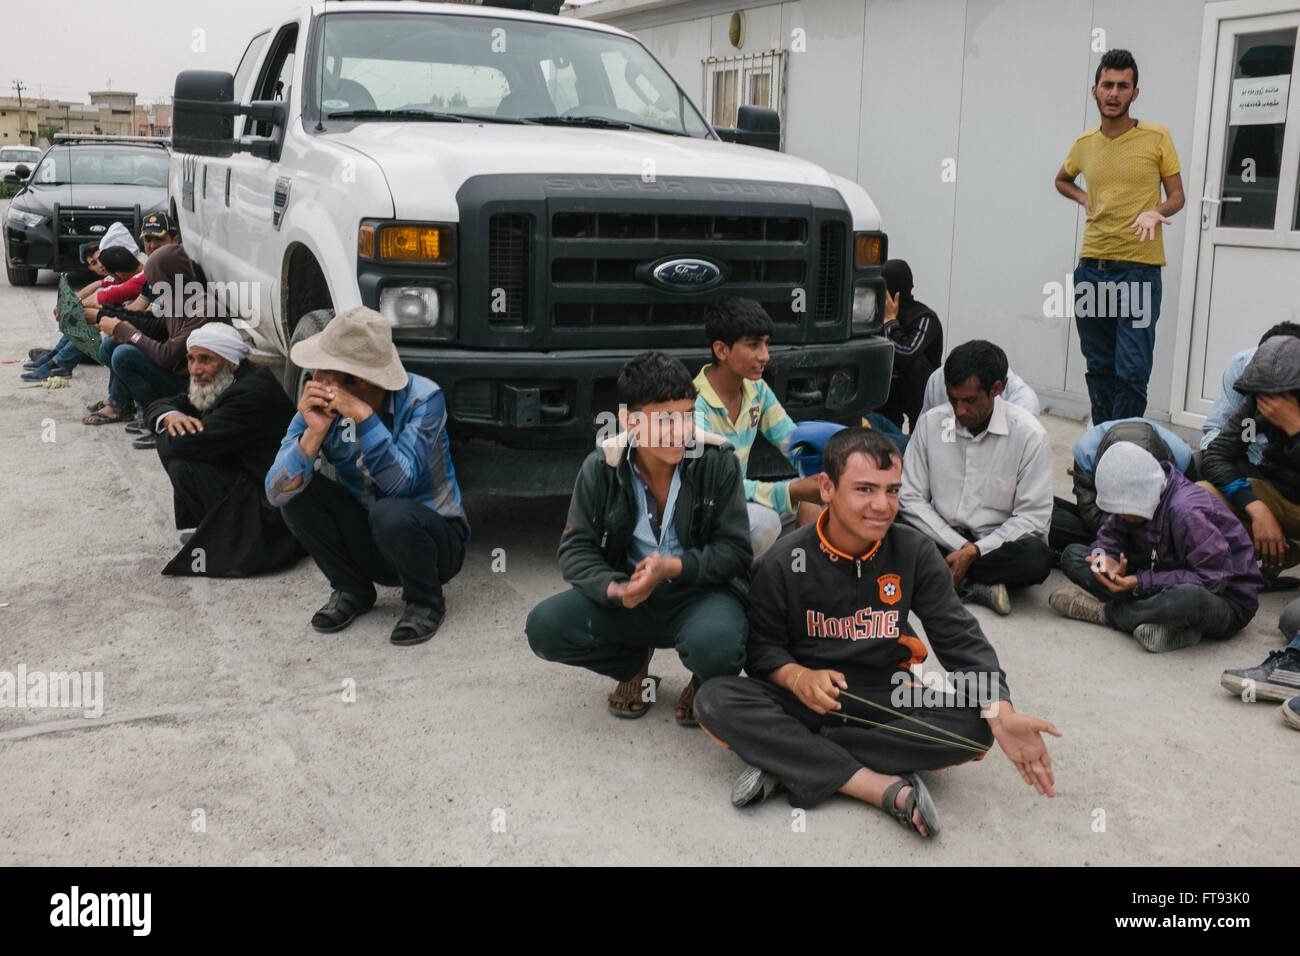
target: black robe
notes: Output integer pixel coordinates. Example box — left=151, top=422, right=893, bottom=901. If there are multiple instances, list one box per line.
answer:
left=144, top=364, right=303, bottom=577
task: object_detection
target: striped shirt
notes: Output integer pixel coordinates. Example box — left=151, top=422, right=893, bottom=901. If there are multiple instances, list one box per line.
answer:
left=693, top=364, right=798, bottom=514
left=265, top=372, right=469, bottom=535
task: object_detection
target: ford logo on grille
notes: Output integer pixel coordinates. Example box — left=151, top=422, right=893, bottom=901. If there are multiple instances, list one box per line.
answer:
left=89, top=225, right=107, bottom=233
left=649, top=258, right=724, bottom=291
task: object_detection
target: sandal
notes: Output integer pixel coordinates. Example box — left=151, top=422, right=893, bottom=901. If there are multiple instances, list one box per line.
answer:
left=86, top=399, right=108, bottom=412
left=83, top=407, right=126, bottom=425
left=608, top=674, right=661, bottom=719
left=880, top=773, right=941, bottom=838
left=675, top=681, right=699, bottom=727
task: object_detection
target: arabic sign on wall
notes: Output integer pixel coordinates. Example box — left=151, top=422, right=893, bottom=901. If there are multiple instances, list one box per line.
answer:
left=1229, top=74, right=1291, bottom=125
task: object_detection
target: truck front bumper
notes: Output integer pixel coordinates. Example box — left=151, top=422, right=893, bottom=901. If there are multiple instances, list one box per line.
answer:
left=397, top=336, right=894, bottom=495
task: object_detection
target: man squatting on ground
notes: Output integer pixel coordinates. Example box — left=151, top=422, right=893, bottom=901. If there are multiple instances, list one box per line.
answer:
left=144, top=322, right=302, bottom=577
left=695, top=428, right=1060, bottom=838
left=1051, top=442, right=1263, bottom=653
left=899, top=340, right=1055, bottom=616
left=693, top=297, right=823, bottom=556
left=266, top=307, right=469, bottom=647
left=527, top=351, right=752, bottom=726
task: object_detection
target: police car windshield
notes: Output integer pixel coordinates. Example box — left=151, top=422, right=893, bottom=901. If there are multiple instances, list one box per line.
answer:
left=314, top=12, right=712, bottom=138
left=31, top=146, right=169, bottom=187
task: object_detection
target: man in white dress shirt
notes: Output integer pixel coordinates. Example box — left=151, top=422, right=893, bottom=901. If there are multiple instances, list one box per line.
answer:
left=900, top=340, right=1054, bottom=615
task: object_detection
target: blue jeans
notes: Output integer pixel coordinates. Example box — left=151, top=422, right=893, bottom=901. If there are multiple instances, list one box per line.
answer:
left=865, top=411, right=911, bottom=454
left=99, top=338, right=187, bottom=412
left=1073, top=262, right=1162, bottom=423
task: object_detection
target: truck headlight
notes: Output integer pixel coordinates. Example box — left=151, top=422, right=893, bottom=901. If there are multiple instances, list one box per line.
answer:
left=851, top=282, right=878, bottom=334
left=7, top=207, right=45, bottom=229
left=380, top=284, right=456, bottom=340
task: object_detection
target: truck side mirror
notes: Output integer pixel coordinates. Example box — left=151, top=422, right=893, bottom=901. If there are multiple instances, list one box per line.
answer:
left=714, top=105, right=781, bottom=151
left=173, top=70, right=238, bottom=157
left=9, top=164, right=30, bottom=182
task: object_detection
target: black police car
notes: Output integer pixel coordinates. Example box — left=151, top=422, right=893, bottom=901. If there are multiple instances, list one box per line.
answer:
left=3, top=137, right=169, bottom=286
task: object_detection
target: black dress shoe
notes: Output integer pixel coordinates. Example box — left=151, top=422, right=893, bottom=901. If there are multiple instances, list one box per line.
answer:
left=124, top=418, right=148, bottom=434
left=390, top=602, right=444, bottom=646
left=310, top=590, right=375, bottom=633
left=132, top=433, right=158, bottom=450
left=28, top=347, right=52, bottom=362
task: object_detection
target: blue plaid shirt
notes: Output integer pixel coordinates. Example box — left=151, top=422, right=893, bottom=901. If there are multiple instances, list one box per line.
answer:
left=265, top=372, right=468, bottom=535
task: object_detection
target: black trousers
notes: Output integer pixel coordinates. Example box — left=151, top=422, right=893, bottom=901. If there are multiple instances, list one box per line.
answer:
left=280, top=475, right=466, bottom=611
left=163, top=457, right=238, bottom=530
left=935, top=534, right=1055, bottom=589
left=1049, top=497, right=1096, bottom=554
left=695, top=676, right=993, bottom=809
left=1059, top=543, right=1250, bottom=640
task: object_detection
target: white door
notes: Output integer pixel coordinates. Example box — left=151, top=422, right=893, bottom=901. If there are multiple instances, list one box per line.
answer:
left=1173, top=5, right=1300, bottom=426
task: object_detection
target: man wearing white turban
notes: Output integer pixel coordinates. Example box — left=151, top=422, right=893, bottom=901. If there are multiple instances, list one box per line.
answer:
left=142, top=323, right=303, bottom=577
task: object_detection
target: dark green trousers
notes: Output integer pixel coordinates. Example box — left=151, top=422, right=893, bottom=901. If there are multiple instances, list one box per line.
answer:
left=525, top=583, right=747, bottom=684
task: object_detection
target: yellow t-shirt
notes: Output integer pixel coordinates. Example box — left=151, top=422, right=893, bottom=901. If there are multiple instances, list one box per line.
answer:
left=1064, top=121, right=1180, bottom=266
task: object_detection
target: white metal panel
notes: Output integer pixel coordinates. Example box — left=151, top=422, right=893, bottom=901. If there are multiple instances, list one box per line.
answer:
left=947, top=0, right=1094, bottom=400
left=855, top=0, right=965, bottom=329
left=779, top=0, right=865, bottom=181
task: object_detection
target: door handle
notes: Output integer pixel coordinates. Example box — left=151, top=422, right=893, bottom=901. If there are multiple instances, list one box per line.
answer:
left=1200, top=196, right=1243, bottom=203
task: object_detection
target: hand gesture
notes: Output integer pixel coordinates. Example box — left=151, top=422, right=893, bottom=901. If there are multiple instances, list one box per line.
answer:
left=883, top=290, right=900, bottom=324
left=1092, top=552, right=1137, bottom=593
left=298, top=380, right=337, bottom=434
left=322, top=381, right=371, bottom=423
left=164, top=413, right=204, bottom=437
left=1257, top=393, right=1300, bottom=437
left=792, top=668, right=846, bottom=715
left=990, top=707, right=1061, bottom=796
left=1245, top=502, right=1288, bottom=569
left=1131, top=209, right=1172, bottom=242
left=944, top=542, right=978, bottom=587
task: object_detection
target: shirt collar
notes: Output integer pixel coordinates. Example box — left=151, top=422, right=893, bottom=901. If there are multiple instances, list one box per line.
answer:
left=694, top=364, right=758, bottom=416
left=957, top=395, right=1009, bottom=440
left=815, top=507, right=882, bottom=562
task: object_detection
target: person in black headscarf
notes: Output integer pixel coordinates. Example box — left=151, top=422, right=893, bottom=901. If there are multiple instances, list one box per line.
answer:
left=877, top=259, right=944, bottom=434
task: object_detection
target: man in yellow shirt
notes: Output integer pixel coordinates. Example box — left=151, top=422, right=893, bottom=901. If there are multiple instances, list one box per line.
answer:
left=1055, top=49, right=1184, bottom=424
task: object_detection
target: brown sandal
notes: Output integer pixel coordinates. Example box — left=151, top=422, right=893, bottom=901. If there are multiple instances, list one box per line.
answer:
left=608, top=674, right=661, bottom=719
left=675, top=682, right=699, bottom=727
left=83, top=406, right=125, bottom=425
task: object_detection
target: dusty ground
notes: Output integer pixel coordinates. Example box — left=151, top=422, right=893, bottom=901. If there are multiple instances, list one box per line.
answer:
left=1, top=222, right=1295, bottom=865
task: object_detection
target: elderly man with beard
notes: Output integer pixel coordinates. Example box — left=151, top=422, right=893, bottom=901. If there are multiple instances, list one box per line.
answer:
left=143, top=323, right=302, bottom=577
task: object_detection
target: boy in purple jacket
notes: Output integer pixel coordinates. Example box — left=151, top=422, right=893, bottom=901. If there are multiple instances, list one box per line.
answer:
left=1050, top=442, right=1264, bottom=652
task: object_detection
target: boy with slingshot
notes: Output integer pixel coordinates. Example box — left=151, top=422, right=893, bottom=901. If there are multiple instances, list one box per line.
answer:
left=694, top=427, right=1060, bottom=837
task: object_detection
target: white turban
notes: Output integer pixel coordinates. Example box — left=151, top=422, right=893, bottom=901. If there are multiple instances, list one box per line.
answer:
left=187, top=323, right=249, bottom=365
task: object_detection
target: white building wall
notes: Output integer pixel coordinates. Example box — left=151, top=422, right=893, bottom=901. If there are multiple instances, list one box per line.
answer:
left=588, top=0, right=1213, bottom=416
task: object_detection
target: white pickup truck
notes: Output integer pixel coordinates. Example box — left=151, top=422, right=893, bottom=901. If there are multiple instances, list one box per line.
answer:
left=170, top=0, right=892, bottom=494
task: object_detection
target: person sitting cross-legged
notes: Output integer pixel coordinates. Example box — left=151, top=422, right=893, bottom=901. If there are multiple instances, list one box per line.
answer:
left=526, top=351, right=752, bottom=726
left=1051, top=441, right=1263, bottom=653
left=265, top=307, right=469, bottom=646
left=899, top=340, right=1054, bottom=615
left=143, top=323, right=302, bottom=576
left=694, top=427, right=1060, bottom=838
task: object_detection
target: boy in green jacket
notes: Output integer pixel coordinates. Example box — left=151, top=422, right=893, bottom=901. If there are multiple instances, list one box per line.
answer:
left=526, top=351, right=753, bottom=726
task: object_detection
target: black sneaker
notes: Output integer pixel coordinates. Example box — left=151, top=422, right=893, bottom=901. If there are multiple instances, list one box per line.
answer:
left=390, top=602, right=444, bottom=646
left=960, top=581, right=1011, bottom=615
left=27, top=347, right=52, bottom=362
left=132, top=434, right=158, bottom=450
left=124, top=417, right=148, bottom=434
left=310, top=590, right=375, bottom=633
left=1221, top=649, right=1300, bottom=702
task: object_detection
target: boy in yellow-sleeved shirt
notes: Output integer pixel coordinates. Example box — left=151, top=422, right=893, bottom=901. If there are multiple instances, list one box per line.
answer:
left=1054, top=48, right=1184, bottom=425
left=694, top=298, right=823, bottom=557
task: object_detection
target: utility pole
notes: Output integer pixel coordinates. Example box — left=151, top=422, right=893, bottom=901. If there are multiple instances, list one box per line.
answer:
left=11, top=79, right=25, bottom=108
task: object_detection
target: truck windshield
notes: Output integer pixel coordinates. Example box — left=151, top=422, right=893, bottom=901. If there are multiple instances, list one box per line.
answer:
left=30, top=146, right=169, bottom=187
left=313, top=11, right=712, bottom=138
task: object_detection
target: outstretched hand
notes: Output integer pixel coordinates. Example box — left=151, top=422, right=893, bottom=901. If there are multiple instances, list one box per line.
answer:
left=989, top=706, right=1061, bottom=796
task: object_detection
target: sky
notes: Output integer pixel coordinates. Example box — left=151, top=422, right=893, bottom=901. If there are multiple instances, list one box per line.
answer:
left=4, top=0, right=599, bottom=105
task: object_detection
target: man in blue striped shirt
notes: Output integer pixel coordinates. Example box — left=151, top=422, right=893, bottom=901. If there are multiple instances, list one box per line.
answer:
left=266, top=308, right=468, bottom=646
